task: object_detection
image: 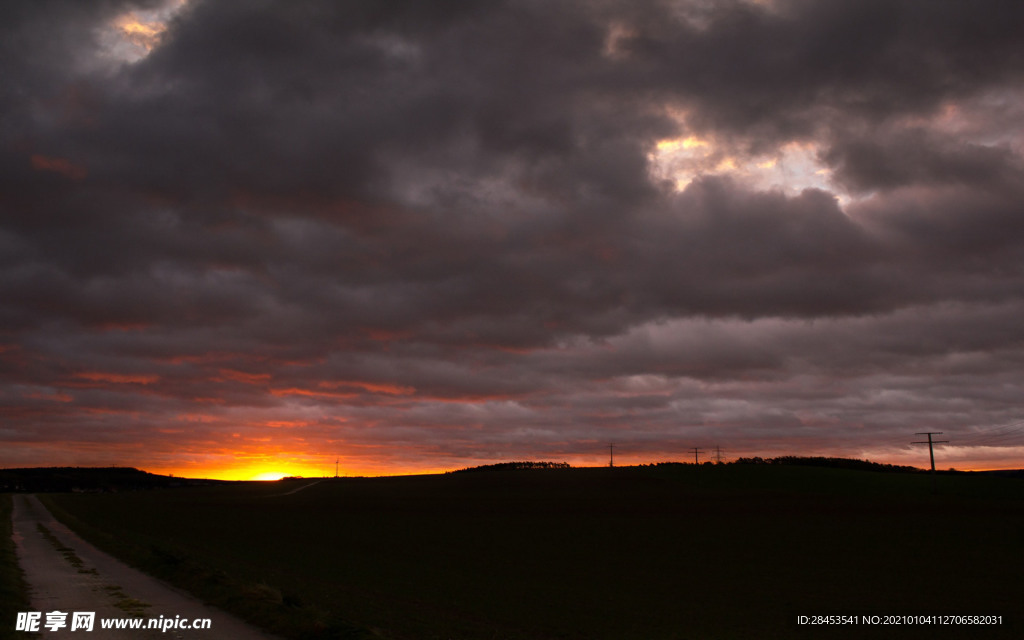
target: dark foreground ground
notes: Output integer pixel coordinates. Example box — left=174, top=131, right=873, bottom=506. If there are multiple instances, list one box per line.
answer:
left=29, top=464, right=1024, bottom=640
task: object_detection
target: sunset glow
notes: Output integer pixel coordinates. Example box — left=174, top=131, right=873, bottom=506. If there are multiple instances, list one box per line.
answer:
left=3, top=0, right=1023, bottom=478
left=249, top=471, right=293, bottom=482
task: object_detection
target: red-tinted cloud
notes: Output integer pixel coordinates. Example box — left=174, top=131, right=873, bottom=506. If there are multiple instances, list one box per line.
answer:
left=1, top=0, right=1023, bottom=478
left=30, top=154, right=87, bottom=180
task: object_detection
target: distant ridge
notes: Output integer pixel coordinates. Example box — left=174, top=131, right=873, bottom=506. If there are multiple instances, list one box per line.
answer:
left=730, top=456, right=921, bottom=473
left=449, top=461, right=571, bottom=473
left=976, top=469, right=1024, bottom=479
left=0, top=466, right=222, bottom=492
left=450, top=457, right=933, bottom=475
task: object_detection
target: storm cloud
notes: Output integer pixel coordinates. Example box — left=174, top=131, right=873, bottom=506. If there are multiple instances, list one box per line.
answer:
left=2, top=0, right=1023, bottom=477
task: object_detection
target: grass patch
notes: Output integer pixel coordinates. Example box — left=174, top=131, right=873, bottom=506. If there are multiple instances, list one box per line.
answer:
left=34, top=523, right=98, bottom=575
left=100, top=584, right=151, bottom=617
left=44, top=466, right=1024, bottom=639
left=2, top=495, right=37, bottom=640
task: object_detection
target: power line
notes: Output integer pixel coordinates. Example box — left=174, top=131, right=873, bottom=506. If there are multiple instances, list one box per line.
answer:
left=964, top=431, right=1024, bottom=447
left=955, top=420, right=1024, bottom=447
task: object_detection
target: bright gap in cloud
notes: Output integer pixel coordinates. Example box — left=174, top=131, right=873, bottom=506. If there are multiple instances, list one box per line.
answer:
left=649, top=134, right=843, bottom=201
left=97, top=0, right=189, bottom=64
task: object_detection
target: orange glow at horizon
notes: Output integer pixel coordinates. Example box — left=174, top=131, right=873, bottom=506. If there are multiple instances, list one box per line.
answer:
left=250, top=471, right=291, bottom=481
left=10, top=425, right=1021, bottom=481
left=15, top=445, right=1022, bottom=482
left=136, top=440, right=1024, bottom=480
left=131, top=440, right=460, bottom=480
left=145, top=459, right=1017, bottom=481
left=150, top=460, right=455, bottom=481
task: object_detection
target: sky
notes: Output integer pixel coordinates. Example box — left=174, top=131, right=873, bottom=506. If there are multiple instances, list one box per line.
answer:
left=3, top=0, right=1024, bottom=480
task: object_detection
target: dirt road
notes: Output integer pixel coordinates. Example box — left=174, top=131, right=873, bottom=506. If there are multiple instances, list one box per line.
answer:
left=11, top=494, right=281, bottom=639
left=272, top=479, right=323, bottom=497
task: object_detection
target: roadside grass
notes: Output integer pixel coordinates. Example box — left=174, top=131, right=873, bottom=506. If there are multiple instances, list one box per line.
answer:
left=1, top=494, right=36, bottom=640
left=43, top=466, right=1024, bottom=640
left=34, top=523, right=98, bottom=576
left=99, top=584, right=151, bottom=618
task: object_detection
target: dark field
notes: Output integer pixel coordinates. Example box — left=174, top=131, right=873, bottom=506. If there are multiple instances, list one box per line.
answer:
left=40, top=465, right=1024, bottom=640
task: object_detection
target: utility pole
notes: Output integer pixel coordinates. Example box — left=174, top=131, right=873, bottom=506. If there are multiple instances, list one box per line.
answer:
left=609, top=443, right=614, bottom=468
left=712, top=445, right=724, bottom=464
left=691, top=447, right=706, bottom=487
left=335, top=458, right=339, bottom=478
left=912, top=432, right=948, bottom=493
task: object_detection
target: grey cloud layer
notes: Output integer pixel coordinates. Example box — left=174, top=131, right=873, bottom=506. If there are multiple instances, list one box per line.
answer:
left=2, top=0, right=1023, bottom=467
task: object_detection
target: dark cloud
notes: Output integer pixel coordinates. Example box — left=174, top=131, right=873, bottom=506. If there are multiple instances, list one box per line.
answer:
left=2, top=0, right=1023, bottom=475
left=621, top=0, right=1024, bottom=144
left=823, top=127, right=1024, bottom=193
